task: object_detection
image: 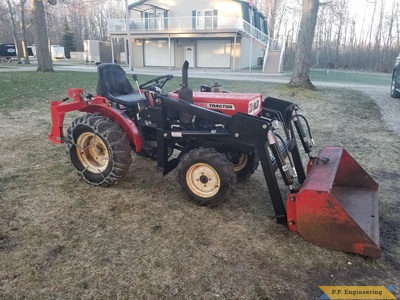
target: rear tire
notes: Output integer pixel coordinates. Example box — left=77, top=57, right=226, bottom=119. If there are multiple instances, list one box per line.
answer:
left=66, top=113, right=132, bottom=186
left=231, top=152, right=259, bottom=178
left=391, top=71, right=400, bottom=98
left=177, top=148, right=237, bottom=207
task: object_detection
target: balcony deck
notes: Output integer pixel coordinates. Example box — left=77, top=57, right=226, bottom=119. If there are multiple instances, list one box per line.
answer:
left=108, top=16, right=273, bottom=47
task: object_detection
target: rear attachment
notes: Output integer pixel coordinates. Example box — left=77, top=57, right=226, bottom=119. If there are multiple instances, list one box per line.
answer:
left=287, top=146, right=380, bottom=258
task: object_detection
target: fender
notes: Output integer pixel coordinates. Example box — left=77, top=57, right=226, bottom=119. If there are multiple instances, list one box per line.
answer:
left=80, top=104, right=143, bottom=153
left=48, top=88, right=143, bottom=152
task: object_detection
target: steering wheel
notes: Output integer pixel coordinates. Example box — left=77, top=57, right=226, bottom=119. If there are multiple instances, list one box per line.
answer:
left=139, top=74, right=174, bottom=91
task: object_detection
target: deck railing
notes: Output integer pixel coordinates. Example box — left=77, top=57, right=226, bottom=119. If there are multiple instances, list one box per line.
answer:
left=108, top=16, right=278, bottom=49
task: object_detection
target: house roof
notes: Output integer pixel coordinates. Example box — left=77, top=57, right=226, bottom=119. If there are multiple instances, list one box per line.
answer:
left=233, top=0, right=266, bottom=18
left=128, top=0, right=168, bottom=12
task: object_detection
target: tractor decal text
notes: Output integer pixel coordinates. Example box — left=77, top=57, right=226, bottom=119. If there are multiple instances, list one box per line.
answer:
left=206, top=103, right=235, bottom=110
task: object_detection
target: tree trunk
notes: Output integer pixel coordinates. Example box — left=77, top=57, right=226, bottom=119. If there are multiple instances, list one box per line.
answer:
left=335, top=15, right=343, bottom=67
left=30, top=0, right=54, bottom=72
left=6, top=0, right=22, bottom=64
left=288, top=0, right=319, bottom=90
left=20, top=0, right=30, bottom=64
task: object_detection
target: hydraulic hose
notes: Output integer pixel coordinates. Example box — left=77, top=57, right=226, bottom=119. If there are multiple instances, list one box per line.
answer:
left=291, top=111, right=313, bottom=155
left=294, top=113, right=314, bottom=146
left=267, top=130, right=295, bottom=191
left=275, top=132, right=297, bottom=178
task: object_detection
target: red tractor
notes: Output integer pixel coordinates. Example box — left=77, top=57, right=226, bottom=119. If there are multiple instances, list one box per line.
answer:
left=49, top=62, right=380, bottom=258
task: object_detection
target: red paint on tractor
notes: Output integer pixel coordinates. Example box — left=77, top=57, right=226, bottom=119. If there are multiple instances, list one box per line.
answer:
left=168, top=91, right=263, bottom=116
left=48, top=88, right=143, bottom=151
left=286, top=146, right=380, bottom=258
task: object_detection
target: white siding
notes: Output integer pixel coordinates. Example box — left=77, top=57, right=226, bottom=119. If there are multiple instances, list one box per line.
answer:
left=239, top=36, right=264, bottom=69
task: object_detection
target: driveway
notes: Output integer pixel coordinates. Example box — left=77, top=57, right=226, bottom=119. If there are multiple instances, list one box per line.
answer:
left=357, top=86, right=400, bottom=137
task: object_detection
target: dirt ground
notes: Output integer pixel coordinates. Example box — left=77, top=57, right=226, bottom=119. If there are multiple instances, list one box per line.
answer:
left=0, top=71, right=399, bottom=299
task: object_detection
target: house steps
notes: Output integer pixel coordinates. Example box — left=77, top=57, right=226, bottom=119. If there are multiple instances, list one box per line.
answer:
left=263, top=50, right=283, bottom=74
left=238, top=28, right=284, bottom=74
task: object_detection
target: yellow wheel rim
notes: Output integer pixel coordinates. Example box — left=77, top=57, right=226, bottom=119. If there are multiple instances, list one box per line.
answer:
left=233, top=154, right=248, bottom=172
left=76, top=132, right=109, bottom=173
left=186, top=163, right=221, bottom=198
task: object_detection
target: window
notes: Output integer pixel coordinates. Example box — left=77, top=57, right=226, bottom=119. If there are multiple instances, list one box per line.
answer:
left=193, top=10, right=217, bottom=29
left=145, top=12, right=165, bottom=30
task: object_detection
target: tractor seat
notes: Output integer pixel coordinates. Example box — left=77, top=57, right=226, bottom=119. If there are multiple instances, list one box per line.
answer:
left=96, top=63, right=145, bottom=106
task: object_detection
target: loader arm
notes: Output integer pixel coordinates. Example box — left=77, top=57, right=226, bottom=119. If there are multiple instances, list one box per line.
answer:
left=140, top=93, right=304, bottom=225
left=141, top=92, right=381, bottom=258
left=228, top=112, right=305, bottom=224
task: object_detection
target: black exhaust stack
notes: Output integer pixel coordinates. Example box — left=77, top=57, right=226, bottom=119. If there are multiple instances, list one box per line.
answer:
left=178, top=60, right=194, bottom=123
left=182, top=61, right=189, bottom=87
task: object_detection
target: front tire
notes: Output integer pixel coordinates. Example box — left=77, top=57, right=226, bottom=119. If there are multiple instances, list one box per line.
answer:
left=391, top=71, right=400, bottom=98
left=66, top=113, right=132, bottom=186
left=177, top=148, right=237, bottom=207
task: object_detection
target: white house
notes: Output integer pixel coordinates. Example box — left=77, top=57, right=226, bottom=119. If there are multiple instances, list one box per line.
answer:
left=107, top=0, right=282, bottom=71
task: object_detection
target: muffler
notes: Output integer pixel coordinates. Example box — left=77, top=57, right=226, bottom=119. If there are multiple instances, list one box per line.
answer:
left=286, top=146, right=380, bottom=258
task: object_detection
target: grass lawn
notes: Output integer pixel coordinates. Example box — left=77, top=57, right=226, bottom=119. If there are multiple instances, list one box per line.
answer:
left=0, top=71, right=399, bottom=299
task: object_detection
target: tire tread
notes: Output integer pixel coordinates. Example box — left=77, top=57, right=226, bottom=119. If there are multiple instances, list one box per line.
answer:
left=176, top=147, right=237, bottom=207
left=66, top=113, right=132, bottom=186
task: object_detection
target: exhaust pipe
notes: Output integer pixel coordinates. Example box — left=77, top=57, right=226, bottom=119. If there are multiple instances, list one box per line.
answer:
left=178, top=61, right=193, bottom=124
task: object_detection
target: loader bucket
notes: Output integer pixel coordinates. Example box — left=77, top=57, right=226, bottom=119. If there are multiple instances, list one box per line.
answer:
left=286, top=146, right=380, bottom=258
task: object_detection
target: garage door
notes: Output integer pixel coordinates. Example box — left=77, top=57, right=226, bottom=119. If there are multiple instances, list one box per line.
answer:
left=144, top=40, right=174, bottom=67
left=197, top=40, right=231, bottom=68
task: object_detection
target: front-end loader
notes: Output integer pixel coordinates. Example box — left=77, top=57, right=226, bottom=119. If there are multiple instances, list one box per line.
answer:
left=48, top=62, right=380, bottom=258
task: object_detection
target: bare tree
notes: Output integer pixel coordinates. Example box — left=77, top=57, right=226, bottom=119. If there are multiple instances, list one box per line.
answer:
left=263, top=0, right=279, bottom=38
left=42, top=0, right=124, bottom=52
left=20, top=0, right=30, bottom=64
left=288, top=0, right=320, bottom=90
left=331, top=0, right=348, bottom=67
left=385, top=1, right=398, bottom=51
left=0, top=3, right=13, bottom=42
left=6, top=0, right=22, bottom=64
left=366, top=0, right=377, bottom=50
left=373, top=0, right=384, bottom=51
left=29, top=0, right=53, bottom=71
